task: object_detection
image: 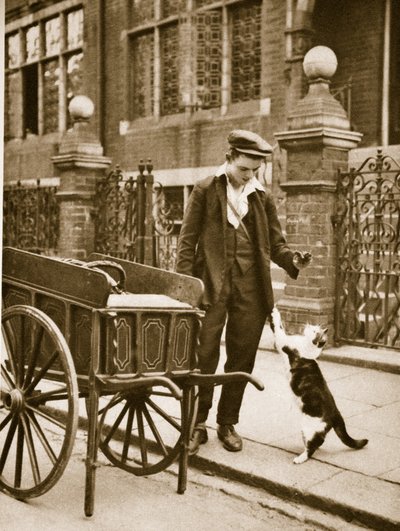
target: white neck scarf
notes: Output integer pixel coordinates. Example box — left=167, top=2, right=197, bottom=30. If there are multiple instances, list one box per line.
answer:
left=215, top=163, right=265, bottom=229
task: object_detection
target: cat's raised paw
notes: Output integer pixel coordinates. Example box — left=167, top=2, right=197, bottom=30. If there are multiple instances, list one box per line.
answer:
left=293, top=452, right=309, bottom=464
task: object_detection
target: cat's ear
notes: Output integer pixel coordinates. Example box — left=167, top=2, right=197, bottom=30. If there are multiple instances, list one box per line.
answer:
left=322, top=328, right=328, bottom=334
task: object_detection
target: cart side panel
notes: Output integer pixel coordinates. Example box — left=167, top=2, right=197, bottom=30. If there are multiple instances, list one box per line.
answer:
left=70, top=305, right=93, bottom=375
left=2, top=283, right=32, bottom=308
left=102, top=312, right=138, bottom=375
left=36, top=293, right=66, bottom=335
left=3, top=247, right=111, bottom=309
left=168, top=313, right=199, bottom=372
left=138, top=312, right=171, bottom=374
left=87, top=253, right=204, bottom=307
left=100, top=310, right=199, bottom=377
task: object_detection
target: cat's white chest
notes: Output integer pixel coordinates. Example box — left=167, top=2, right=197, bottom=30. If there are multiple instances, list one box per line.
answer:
left=302, top=414, right=327, bottom=440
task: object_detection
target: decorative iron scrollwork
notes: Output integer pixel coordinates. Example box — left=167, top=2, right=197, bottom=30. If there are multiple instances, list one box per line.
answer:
left=94, top=165, right=138, bottom=261
left=3, top=179, right=59, bottom=254
left=152, top=182, right=182, bottom=271
left=94, top=161, right=181, bottom=270
left=335, top=150, right=400, bottom=350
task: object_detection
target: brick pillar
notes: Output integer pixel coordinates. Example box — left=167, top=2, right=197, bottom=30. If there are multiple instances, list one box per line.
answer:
left=52, top=96, right=111, bottom=259
left=274, top=47, right=362, bottom=341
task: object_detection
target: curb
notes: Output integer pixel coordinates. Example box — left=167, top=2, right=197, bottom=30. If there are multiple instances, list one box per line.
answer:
left=189, top=438, right=400, bottom=531
left=319, top=349, right=400, bottom=375
left=70, top=406, right=399, bottom=531
left=45, top=398, right=400, bottom=530
left=255, top=342, right=400, bottom=375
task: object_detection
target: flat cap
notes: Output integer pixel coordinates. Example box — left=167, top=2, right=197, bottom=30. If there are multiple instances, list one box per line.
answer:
left=228, top=129, right=272, bottom=157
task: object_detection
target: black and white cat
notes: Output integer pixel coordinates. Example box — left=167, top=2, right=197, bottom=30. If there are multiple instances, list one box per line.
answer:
left=271, top=306, right=368, bottom=464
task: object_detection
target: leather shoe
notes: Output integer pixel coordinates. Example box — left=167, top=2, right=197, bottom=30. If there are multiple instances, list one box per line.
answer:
left=217, top=424, right=243, bottom=452
left=188, top=425, right=208, bottom=456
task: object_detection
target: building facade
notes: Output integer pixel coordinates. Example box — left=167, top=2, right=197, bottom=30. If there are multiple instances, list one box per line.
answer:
left=3, top=0, right=400, bottom=349
left=4, top=0, right=400, bottom=185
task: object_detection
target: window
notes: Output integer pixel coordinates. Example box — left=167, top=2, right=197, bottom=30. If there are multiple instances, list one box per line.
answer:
left=128, top=0, right=262, bottom=120
left=4, top=7, right=84, bottom=140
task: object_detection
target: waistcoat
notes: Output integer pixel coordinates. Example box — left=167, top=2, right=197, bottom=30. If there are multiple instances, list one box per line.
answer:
left=226, top=199, right=257, bottom=274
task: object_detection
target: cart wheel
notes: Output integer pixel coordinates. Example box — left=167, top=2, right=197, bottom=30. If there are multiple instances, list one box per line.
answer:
left=0, top=305, right=78, bottom=498
left=99, top=384, right=198, bottom=476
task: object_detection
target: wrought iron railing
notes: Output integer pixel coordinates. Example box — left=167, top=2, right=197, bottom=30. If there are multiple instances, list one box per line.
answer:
left=94, top=161, right=181, bottom=270
left=3, top=179, right=60, bottom=255
left=334, top=149, right=400, bottom=350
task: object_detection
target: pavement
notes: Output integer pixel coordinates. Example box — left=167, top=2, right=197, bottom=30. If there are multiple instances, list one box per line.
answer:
left=14, top=324, right=398, bottom=529
left=187, top=326, right=400, bottom=530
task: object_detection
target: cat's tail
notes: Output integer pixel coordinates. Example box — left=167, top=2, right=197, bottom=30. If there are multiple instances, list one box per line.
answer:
left=333, top=415, right=368, bottom=449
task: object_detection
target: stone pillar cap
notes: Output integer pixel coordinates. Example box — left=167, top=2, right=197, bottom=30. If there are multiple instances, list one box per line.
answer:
left=285, top=45, right=352, bottom=131
left=69, top=95, right=95, bottom=123
left=303, top=46, right=338, bottom=80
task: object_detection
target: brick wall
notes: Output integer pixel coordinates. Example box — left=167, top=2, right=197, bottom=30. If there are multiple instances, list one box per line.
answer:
left=103, top=0, right=286, bottom=174
left=313, top=0, right=384, bottom=146
left=3, top=0, right=388, bottom=182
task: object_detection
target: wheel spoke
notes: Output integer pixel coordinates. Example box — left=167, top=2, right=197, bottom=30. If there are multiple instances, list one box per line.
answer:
left=98, top=393, right=124, bottom=416
left=14, top=420, right=24, bottom=488
left=26, top=386, right=69, bottom=406
left=20, top=412, right=41, bottom=486
left=142, top=402, right=168, bottom=456
left=0, top=416, right=18, bottom=474
left=121, top=406, right=135, bottom=463
left=1, top=304, right=78, bottom=498
left=136, top=406, right=148, bottom=468
left=18, top=315, right=26, bottom=387
left=0, top=411, right=13, bottom=431
left=146, top=398, right=180, bottom=431
left=26, top=404, right=66, bottom=430
left=1, top=363, right=15, bottom=389
left=26, top=409, right=57, bottom=464
left=2, top=323, right=18, bottom=381
left=102, top=401, right=130, bottom=446
left=23, top=324, right=44, bottom=390
left=24, top=350, right=59, bottom=395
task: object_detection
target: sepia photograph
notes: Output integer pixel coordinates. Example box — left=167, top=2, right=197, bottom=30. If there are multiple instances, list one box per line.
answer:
left=1, top=1, right=399, bottom=529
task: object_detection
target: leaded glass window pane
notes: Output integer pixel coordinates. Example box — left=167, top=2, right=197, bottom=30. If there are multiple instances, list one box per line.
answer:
left=45, top=17, right=61, bottom=56
left=196, top=10, right=222, bottom=109
left=131, top=33, right=154, bottom=118
left=4, top=73, right=21, bottom=139
left=195, top=0, right=217, bottom=8
left=162, top=0, right=186, bottom=18
left=7, top=33, right=20, bottom=69
left=161, top=24, right=180, bottom=115
left=132, top=0, right=155, bottom=26
left=25, top=25, right=40, bottom=63
left=231, top=1, right=261, bottom=103
left=67, top=9, right=84, bottom=49
left=43, top=59, right=59, bottom=133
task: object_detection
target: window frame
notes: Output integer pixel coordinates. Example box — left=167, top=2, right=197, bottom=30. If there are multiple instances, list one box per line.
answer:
left=126, top=0, right=262, bottom=121
left=4, top=2, right=84, bottom=140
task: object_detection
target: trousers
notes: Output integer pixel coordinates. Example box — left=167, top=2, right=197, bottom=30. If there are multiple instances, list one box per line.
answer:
left=196, top=261, right=268, bottom=425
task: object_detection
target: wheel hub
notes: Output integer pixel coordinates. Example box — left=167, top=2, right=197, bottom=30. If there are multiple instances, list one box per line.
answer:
left=3, top=388, right=25, bottom=413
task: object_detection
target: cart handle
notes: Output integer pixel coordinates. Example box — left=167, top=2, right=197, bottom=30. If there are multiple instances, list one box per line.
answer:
left=95, top=374, right=183, bottom=400
left=187, top=372, right=264, bottom=391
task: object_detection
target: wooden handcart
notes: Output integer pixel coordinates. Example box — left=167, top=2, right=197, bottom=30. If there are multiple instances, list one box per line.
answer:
left=0, top=247, right=264, bottom=516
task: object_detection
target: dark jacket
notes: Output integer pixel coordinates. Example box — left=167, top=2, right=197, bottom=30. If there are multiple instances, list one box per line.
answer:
left=175, top=174, right=298, bottom=310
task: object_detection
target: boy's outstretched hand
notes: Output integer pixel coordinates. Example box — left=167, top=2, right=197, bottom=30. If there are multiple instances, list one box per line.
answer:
left=293, top=251, right=312, bottom=270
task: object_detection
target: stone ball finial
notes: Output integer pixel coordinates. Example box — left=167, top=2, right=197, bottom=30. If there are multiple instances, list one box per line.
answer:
left=303, top=46, right=337, bottom=80
left=68, top=95, right=95, bottom=122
